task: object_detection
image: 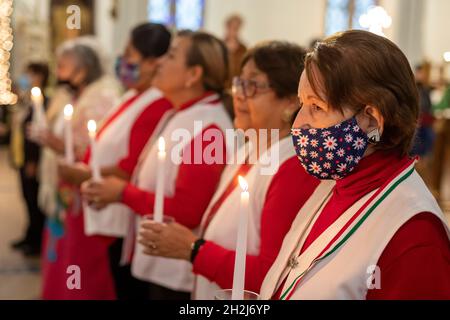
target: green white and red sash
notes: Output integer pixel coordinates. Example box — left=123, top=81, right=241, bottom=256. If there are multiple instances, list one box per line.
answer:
left=279, top=159, right=416, bottom=300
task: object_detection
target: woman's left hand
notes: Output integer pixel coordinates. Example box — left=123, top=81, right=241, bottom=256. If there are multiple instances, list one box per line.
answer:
left=58, top=161, right=91, bottom=186
left=81, top=176, right=127, bottom=210
left=138, top=221, right=198, bottom=261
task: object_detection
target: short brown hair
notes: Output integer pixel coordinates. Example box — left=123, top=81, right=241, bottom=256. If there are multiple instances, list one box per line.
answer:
left=305, top=30, right=419, bottom=156
left=241, top=41, right=307, bottom=99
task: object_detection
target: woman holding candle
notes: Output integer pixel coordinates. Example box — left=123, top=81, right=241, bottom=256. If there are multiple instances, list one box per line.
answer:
left=258, top=30, right=450, bottom=300
left=133, top=41, right=321, bottom=299
left=40, top=37, right=122, bottom=300
left=53, top=23, right=173, bottom=300
left=82, top=31, right=234, bottom=300
left=10, top=63, right=49, bottom=256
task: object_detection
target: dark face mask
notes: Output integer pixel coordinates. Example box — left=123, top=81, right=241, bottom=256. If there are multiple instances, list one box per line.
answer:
left=57, top=66, right=85, bottom=92
left=57, top=78, right=80, bottom=92
left=115, top=56, right=141, bottom=89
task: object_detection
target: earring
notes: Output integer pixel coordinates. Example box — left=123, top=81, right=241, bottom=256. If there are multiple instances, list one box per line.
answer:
left=368, top=128, right=381, bottom=145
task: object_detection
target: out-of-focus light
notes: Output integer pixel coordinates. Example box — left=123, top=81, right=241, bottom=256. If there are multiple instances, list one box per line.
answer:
left=359, top=6, right=392, bottom=37
left=444, top=52, right=450, bottom=63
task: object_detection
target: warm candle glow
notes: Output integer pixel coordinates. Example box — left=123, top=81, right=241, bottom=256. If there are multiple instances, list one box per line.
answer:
left=238, top=176, right=248, bottom=192
left=158, top=137, right=166, bottom=153
left=64, top=104, right=73, bottom=120
left=31, top=87, right=42, bottom=97
left=87, top=120, right=97, bottom=134
left=444, top=51, right=450, bottom=63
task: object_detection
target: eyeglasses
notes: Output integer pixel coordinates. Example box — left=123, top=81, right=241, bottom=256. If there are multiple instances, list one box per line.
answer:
left=232, top=76, right=271, bottom=99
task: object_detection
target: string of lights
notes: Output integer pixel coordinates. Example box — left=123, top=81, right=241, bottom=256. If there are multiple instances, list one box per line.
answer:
left=0, top=0, right=17, bottom=106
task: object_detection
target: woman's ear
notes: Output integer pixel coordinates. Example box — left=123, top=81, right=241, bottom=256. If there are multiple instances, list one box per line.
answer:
left=357, top=105, right=384, bottom=137
left=185, top=65, right=203, bottom=88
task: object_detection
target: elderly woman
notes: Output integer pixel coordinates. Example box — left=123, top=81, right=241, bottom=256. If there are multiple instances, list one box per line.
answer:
left=40, top=37, right=122, bottom=300
left=259, top=30, right=450, bottom=300
left=136, top=41, right=320, bottom=299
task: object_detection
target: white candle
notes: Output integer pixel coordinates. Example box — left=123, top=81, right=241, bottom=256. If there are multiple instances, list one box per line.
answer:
left=63, top=104, right=74, bottom=164
left=30, top=87, right=47, bottom=129
left=153, top=137, right=166, bottom=223
left=87, top=120, right=101, bottom=181
left=232, top=175, right=249, bottom=300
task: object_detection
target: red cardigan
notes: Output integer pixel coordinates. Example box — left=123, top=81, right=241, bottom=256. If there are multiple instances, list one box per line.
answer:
left=275, top=151, right=450, bottom=299
left=84, top=92, right=172, bottom=175
left=192, top=157, right=320, bottom=293
left=121, top=94, right=228, bottom=229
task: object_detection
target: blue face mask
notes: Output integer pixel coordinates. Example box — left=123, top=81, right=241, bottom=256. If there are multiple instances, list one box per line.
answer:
left=115, top=56, right=140, bottom=88
left=18, top=74, right=31, bottom=92
left=291, top=117, right=370, bottom=180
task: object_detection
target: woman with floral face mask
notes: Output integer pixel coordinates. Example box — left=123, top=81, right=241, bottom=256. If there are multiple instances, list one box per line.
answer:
left=260, top=30, right=450, bottom=300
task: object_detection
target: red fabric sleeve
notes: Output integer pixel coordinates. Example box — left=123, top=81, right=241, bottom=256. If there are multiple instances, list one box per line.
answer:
left=192, top=157, right=320, bottom=293
left=117, top=98, right=172, bottom=175
left=367, top=212, right=450, bottom=300
left=121, top=124, right=226, bottom=229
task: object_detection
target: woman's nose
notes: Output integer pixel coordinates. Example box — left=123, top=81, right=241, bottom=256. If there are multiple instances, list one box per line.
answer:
left=292, top=107, right=311, bottom=129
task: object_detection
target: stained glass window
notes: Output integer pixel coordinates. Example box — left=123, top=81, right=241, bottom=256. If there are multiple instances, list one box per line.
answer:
left=148, top=0, right=204, bottom=31
left=148, top=0, right=171, bottom=25
left=175, top=0, right=204, bottom=30
left=325, top=0, right=378, bottom=35
left=353, top=0, right=377, bottom=30
left=325, top=0, right=350, bottom=36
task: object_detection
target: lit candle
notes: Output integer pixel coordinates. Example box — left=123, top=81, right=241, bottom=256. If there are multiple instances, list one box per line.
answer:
left=87, top=120, right=101, bottom=181
left=153, top=137, right=166, bottom=223
left=63, top=104, right=74, bottom=164
left=232, top=175, right=249, bottom=300
left=30, top=87, right=47, bottom=129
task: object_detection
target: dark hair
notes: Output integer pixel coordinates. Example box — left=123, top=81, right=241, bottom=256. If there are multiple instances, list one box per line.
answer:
left=178, top=30, right=229, bottom=94
left=131, top=23, right=171, bottom=59
left=241, top=41, right=307, bottom=99
left=177, top=30, right=232, bottom=118
left=305, top=30, right=419, bottom=156
left=27, top=62, right=50, bottom=88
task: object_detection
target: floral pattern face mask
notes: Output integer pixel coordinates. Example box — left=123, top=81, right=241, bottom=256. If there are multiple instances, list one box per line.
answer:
left=291, top=117, right=369, bottom=180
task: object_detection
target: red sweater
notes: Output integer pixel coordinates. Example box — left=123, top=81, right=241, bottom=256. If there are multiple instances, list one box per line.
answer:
left=192, top=157, right=320, bottom=293
left=121, top=95, right=228, bottom=229
left=275, top=151, right=450, bottom=299
left=84, top=92, right=172, bottom=175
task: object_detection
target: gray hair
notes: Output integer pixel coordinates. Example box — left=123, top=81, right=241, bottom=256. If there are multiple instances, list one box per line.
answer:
left=56, top=37, right=108, bottom=85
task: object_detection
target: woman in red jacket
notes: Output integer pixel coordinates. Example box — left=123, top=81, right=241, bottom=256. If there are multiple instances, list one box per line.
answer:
left=259, top=30, right=450, bottom=300
left=82, top=31, right=234, bottom=299
left=136, top=41, right=321, bottom=299
left=42, top=23, right=172, bottom=300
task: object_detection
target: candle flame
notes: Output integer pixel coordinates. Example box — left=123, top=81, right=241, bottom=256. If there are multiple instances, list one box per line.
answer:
left=238, top=175, right=248, bottom=192
left=31, top=87, right=41, bottom=97
left=64, top=104, right=73, bottom=118
left=158, top=137, right=166, bottom=152
left=444, top=51, right=450, bottom=63
left=87, top=120, right=97, bottom=133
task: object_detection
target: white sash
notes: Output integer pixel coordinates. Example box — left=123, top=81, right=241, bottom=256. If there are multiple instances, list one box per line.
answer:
left=260, top=162, right=450, bottom=300
left=124, top=94, right=234, bottom=292
left=83, top=88, right=165, bottom=237
left=194, top=137, right=296, bottom=299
